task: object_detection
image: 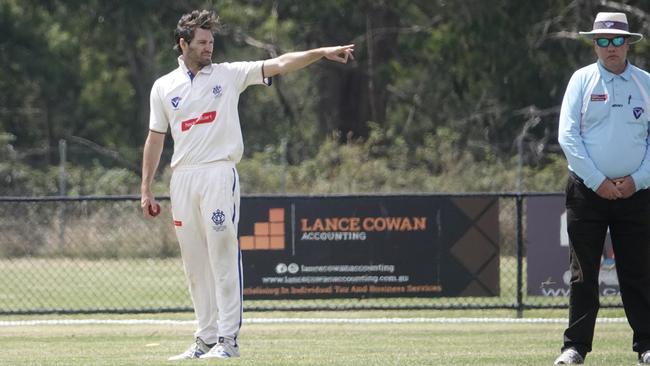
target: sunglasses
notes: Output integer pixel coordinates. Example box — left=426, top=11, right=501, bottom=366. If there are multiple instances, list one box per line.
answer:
left=594, top=36, right=627, bottom=48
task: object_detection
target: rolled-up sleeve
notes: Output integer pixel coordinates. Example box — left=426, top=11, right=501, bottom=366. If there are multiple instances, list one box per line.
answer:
left=226, top=61, right=271, bottom=93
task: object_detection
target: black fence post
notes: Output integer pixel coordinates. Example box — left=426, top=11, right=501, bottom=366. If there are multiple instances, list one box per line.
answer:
left=515, top=194, right=524, bottom=318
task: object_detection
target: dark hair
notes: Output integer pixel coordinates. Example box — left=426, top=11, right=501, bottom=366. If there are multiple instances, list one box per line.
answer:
left=174, top=10, right=219, bottom=54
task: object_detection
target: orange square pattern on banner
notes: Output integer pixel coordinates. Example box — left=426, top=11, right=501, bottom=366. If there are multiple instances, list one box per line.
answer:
left=240, top=208, right=285, bottom=250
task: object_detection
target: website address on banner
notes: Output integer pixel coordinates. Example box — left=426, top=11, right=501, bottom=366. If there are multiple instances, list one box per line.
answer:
left=300, top=264, right=395, bottom=273
left=262, top=275, right=410, bottom=284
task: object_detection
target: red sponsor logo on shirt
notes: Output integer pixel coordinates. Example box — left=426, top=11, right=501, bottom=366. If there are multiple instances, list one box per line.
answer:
left=590, top=94, right=608, bottom=102
left=181, top=111, right=217, bottom=132
left=173, top=220, right=183, bottom=227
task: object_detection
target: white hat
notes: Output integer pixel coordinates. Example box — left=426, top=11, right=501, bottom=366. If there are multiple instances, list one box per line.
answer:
left=579, top=12, right=643, bottom=44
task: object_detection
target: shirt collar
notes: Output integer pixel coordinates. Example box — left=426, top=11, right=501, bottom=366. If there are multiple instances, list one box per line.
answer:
left=597, top=59, right=631, bottom=81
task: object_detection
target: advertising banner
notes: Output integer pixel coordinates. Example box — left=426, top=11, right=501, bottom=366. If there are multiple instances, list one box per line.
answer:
left=526, top=196, right=619, bottom=297
left=239, top=195, right=499, bottom=299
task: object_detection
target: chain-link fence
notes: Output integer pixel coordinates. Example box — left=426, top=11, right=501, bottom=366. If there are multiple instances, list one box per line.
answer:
left=0, top=194, right=622, bottom=315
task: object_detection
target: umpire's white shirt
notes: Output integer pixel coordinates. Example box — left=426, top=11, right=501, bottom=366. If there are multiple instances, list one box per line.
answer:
left=149, top=56, right=269, bottom=168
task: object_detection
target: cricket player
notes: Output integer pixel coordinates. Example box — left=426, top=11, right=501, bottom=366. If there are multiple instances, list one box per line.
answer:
left=140, top=9, right=354, bottom=360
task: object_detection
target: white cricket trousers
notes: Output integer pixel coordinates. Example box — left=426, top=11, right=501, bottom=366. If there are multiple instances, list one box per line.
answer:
left=170, top=161, right=242, bottom=345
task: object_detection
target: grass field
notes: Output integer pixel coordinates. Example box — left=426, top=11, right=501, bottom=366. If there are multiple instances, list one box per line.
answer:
left=0, top=311, right=638, bottom=366
left=0, top=257, right=624, bottom=313
left=0, top=257, right=632, bottom=365
left=0, top=258, right=190, bottom=310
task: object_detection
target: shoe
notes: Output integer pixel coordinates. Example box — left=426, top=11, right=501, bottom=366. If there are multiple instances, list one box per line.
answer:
left=200, top=337, right=240, bottom=359
left=639, top=350, right=650, bottom=365
left=168, top=337, right=215, bottom=361
left=554, top=348, right=584, bottom=365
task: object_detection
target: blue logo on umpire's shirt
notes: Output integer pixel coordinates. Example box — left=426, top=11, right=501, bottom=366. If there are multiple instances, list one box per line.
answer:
left=211, top=209, right=226, bottom=232
left=633, top=107, right=644, bottom=119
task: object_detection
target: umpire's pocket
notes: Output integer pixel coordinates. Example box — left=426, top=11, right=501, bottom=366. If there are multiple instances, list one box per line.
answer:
left=565, top=174, right=577, bottom=208
left=565, top=173, right=592, bottom=208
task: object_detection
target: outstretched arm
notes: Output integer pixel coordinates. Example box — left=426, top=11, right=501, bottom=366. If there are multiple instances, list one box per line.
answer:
left=263, top=44, right=354, bottom=78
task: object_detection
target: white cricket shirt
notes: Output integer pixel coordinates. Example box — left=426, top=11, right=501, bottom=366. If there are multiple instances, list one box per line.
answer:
left=149, top=56, right=269, bottom=168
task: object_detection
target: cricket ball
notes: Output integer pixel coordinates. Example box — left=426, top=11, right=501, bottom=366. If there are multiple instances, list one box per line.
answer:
left=148, top=203, right=161, bottom=217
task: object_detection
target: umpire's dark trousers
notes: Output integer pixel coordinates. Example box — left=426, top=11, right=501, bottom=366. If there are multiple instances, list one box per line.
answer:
left=563, top=172, right=650, bottom=357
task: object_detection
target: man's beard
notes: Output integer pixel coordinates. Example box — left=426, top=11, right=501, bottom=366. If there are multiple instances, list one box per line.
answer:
left=197, top=57, right=212, bottom=67
left=188, top=50, right=211, bottom=68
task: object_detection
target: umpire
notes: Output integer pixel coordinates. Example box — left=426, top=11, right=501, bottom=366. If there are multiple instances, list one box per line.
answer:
left=555, top=12, right=650, bottom=365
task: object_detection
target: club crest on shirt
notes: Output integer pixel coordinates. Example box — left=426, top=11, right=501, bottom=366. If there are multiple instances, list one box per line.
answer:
left=633, top=107, right=644, bottom=119
left=590, top=94, right=607, bottom=102
left=211, top=209, right=226, bottom=232
left=171, top=96, right=182, bottom=109
left=213, top=85, right=223, bottom=97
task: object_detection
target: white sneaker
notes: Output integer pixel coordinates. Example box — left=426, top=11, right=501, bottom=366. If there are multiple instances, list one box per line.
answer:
left=168, top=337, right=214, bottom=361
left=554, top=348, right=584, bottom=365
left=639, top=350, right=650, bottom=365
left=200, top=337, right=240, bottom=359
